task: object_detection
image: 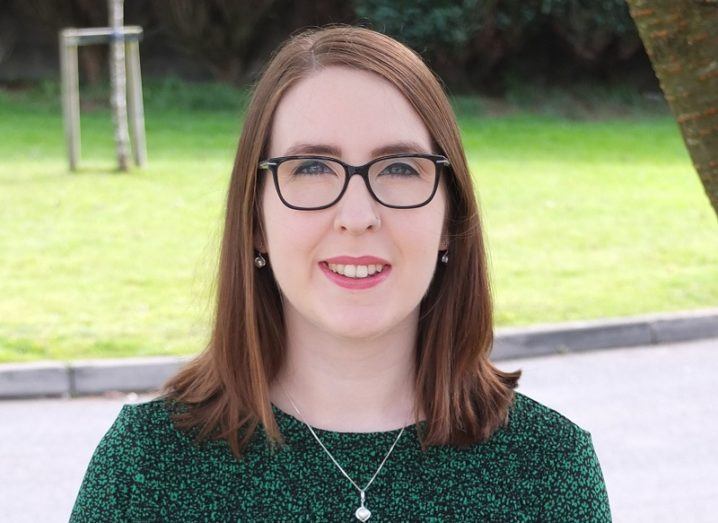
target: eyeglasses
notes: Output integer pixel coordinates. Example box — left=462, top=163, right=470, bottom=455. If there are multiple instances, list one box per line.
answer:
left=258, top=153, right=450, bottom=211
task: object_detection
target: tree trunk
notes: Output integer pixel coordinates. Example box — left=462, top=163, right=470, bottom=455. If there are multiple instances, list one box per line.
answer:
left=108, top=0, right=130, bottom=171
left=626, top=0, right=718, bottom=219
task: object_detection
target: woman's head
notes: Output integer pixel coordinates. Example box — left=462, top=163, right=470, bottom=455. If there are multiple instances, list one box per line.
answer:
left=259, top=64, right=449, bottom=341
left=162, top=25, right=520, bottom=458
left=245, top=26, right=477, bottom=345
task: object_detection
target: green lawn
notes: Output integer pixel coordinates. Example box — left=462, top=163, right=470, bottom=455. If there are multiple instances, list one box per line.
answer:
left=1, top=81, right=716, bottom=363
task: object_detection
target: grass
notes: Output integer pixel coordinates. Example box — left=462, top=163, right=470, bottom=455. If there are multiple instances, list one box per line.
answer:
left=0, top=79, right=716, bottom=363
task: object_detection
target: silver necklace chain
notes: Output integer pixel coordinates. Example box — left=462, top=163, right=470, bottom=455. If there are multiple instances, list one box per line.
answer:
left=278, top=381, right=407, bottom=521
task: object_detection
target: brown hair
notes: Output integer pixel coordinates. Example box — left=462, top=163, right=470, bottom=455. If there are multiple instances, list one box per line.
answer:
left=160, top=24, right=522, bottom=461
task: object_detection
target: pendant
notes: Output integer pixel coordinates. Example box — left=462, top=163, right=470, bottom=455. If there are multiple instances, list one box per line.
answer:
left=355, top=506, right=371, bottom=521
left=355, top=490, right=371, bottom=521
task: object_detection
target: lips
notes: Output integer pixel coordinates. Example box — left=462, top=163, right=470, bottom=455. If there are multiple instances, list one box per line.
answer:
left=319, top=260, right=391, bottom=290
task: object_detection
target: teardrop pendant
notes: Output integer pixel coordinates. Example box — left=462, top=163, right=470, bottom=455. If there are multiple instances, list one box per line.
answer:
left=355, top=490, right=371, bottom=521
left=355, top=506, right=371, bottom=521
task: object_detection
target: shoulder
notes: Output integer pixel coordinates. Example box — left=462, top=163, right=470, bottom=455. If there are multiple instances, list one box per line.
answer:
left=504, top=392, right=612, bottom=521
left=86, top=397, right=179, bottom=450
left=70, top=397, right=193, bottom=521
left=506, top=391, right=591, bottom=444
left=494, top=391, right=603, bottom=486
left=117, top=397, right=178, bottom=433
left=501, top=391, right=599, bottom=478
left=77, top=397, right=180, bottom=477
left=112, top=396, right=205, bottom=454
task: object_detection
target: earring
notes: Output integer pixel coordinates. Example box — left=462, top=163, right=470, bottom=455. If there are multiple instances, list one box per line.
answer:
left=441, top=250, right=449, bottom=264
left=254, top=252, right=266, bottom=268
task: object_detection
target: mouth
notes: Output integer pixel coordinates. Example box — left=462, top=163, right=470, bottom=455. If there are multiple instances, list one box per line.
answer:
left=321, top=261, right=390, bottom=279
left=318, top=261, right=392, bottom=289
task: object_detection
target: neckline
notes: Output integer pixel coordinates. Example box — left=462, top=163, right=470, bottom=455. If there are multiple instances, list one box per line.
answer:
left=270, top=402, right=426, bottom=442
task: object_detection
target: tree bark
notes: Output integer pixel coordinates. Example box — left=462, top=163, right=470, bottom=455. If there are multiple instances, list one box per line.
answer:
left=626, top=0, right=718, bottom=219
left=109, top=0, right=130, bottom=171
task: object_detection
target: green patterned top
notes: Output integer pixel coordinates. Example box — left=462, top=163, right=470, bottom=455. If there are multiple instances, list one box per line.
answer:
left=70, top=391, right=611, bottom=522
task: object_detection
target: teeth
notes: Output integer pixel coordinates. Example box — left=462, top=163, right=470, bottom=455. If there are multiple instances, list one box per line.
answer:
left=327, top=263, right=387, bottom=278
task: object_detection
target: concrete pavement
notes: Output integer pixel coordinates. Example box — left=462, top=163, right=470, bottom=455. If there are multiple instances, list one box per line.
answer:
left=0, top=337, right=716, bottom=522
left=1, top=307, right=717, bottom=400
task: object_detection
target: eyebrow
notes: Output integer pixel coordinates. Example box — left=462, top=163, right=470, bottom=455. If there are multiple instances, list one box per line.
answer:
left=283, top=141, right=432, bottom=158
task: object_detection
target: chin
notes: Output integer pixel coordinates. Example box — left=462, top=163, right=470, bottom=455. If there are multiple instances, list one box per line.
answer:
left=332, top=328, right=389, bottom=342
left=322, top=312, right=393, bottom=340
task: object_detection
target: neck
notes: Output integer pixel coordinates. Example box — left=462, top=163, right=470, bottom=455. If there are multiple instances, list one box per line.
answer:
left=269, top=304, right=423, bottom=433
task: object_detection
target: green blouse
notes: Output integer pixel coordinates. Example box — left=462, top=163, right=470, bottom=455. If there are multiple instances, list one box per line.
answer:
left=70, top=391, right=611, bottom=522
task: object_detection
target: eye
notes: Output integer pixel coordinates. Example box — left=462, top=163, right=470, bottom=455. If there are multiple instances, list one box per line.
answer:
left=294, top=160, right=336, bottom=176
left=379, top=162, right=419, bottom=177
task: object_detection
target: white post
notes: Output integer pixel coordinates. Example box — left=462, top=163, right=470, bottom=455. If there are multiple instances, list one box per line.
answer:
left=109, top=0, right=130, bottom=171
left=126, top=40, right=147, bottom=167
left=60, top=32, right=81, bottom=171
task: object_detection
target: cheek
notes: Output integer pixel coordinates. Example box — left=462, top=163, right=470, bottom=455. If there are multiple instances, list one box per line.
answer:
left=273, top=220, right=322, bottom=256
left=398, top=199, right=446, bottom=277
left=396, top=202, right=445, bottom=247
left=387, top=211, right=444, bottom=280
left=262, top=190, right=327, bottom=263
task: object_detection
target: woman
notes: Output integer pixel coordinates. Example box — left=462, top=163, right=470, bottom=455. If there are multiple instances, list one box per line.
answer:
left=71, top=25, right=611, bottom=521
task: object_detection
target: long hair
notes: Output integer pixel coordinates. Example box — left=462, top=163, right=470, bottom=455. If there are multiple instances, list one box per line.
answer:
left=160, top=24, right=522, bottom=461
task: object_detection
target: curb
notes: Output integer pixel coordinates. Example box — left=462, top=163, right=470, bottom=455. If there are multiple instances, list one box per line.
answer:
left=1, top=308, right=716, bottom=400
left=492, top=307, right=718, bottom=359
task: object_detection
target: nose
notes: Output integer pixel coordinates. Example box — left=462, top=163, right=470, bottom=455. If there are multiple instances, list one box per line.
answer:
left=333, top=172, right=381, bottom=233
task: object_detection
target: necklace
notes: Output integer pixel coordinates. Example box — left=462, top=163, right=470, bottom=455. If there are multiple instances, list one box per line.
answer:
left=278, top=382, right=408, bottom=521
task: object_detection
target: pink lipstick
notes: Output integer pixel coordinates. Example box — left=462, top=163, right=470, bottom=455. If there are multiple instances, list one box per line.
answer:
left=319, top=261, right=391, bottom=290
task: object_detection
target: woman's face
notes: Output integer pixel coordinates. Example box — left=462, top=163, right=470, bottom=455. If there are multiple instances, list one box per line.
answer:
left=259, top=65, right=448, bottom=340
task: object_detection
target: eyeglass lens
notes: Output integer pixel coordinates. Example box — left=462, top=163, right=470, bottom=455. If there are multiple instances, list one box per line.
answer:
left=275, top=157, right=437, bottom=208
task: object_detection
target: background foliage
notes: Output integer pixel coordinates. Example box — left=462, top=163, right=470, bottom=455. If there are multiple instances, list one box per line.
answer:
left=2, top=0, right=654, bottom=93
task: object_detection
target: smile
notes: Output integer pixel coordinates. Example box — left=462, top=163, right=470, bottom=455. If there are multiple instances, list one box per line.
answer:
left=319, top=262, right=391, bottom=290
left=327, top=263, right=386, bottom=278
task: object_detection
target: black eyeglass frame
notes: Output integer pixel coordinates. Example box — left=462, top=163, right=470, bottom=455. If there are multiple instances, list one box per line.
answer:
left=257, top=153, right=451, bottom=211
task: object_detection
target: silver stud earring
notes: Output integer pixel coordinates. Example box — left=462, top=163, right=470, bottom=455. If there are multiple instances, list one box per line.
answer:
left=254, top=252, right=266, bottom=268
left=441, top=250, right=449, bottom=264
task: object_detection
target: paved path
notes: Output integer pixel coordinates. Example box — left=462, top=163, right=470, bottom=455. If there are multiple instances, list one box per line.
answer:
left=1, top=337, right=716, bottom=522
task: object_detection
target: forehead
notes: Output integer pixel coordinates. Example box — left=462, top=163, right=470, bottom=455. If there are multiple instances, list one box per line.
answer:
left=268, top=66, right=433, bottom=160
